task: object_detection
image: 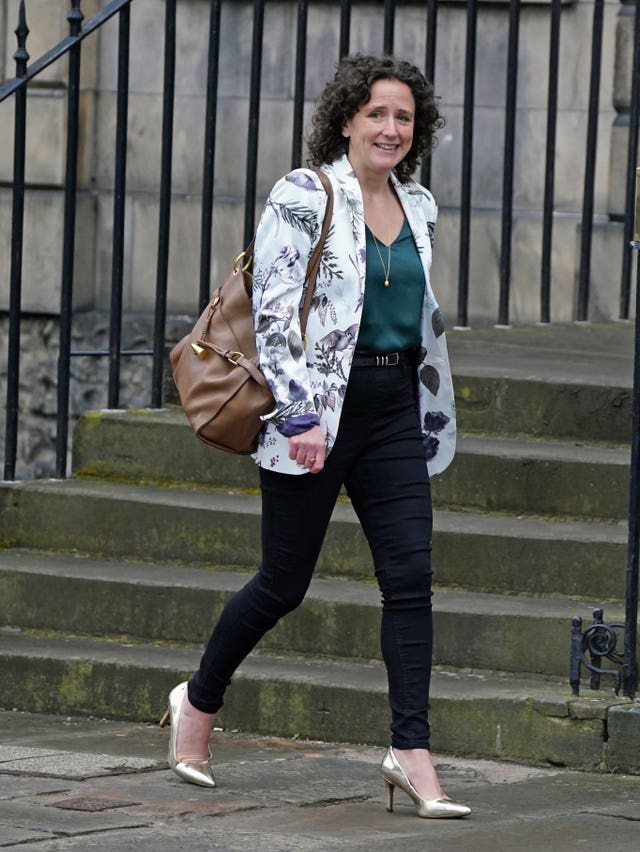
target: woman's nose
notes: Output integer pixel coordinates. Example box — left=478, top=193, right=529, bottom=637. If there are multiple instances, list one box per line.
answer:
left=382, top=117, right=398, bottom=136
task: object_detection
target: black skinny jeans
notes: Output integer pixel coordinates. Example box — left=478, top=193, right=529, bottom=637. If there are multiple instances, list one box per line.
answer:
left=188, top=355, right=434, bottom=750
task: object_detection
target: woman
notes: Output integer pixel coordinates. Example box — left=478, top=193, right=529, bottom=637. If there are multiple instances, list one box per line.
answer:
left=161, top=54, right=469, bottom=820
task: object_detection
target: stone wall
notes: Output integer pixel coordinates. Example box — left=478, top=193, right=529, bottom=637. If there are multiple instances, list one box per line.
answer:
left=0, top=312, right=189, bottom=479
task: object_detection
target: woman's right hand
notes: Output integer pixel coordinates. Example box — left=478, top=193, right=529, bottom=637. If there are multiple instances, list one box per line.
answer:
left=288, top=425, right=327, bottom=474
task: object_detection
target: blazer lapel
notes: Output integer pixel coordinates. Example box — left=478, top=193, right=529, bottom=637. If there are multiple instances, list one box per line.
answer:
left=328, top=156, right=367, bottom=292
left=392, top=175, right=433, bottom=279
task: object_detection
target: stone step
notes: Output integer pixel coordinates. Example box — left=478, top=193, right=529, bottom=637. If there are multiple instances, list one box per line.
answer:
left=438, top=435, right=629, bottom=520
left=448, top=323, right=633, bottom=445
left=0, top=629, right=620, bottom=771
left=453, top=373, right=631, bottom=445
left=2, top=550, right=624, bottom=678
left=72, top=410, right=630, bottom=520
left=0, top=479, right=628, bottom=599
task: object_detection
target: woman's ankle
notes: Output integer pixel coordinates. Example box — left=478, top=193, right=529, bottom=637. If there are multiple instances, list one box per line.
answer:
left=176, top=695, right=215, bottom=762
left=394, top=748, right=443, bottom=799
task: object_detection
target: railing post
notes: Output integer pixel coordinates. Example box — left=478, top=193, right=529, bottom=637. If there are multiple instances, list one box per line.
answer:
left=540, top=0, right=562, bottom=325
left=623, top=166, right=640, bottom=698
left=108, top=4, right=131, bottom=409
left=243, top=0, right=266, bottom=249
left=497, top=0, right=521, bottom=329
left=196, top=0, right=222, bottom=318
left=55, top=0, right=84, bottom=478
left=576, top=0, right=605, bottom=322
left=291, top=0, right=309, bottom=170
left=619, top=0, right=640, bottom=320
left=4, top=1, right=29, bottom=482
left=339, top=0, right=351, bottom=59
left=383, top=0, right=395, bottom=54
left=456, top=0, right=478, bottom=330
left=421, top=0, right=438, bottom=191
left=151, top=0, right=177, bottom=405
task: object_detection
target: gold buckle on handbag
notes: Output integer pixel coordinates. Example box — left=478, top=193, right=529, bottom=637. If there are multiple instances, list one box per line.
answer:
left=225, top=350, right=244, bottom=365
left=233, top=252, right=252, bottom=274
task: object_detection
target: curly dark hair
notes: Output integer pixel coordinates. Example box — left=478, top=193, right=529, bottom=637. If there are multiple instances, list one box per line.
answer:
left=307, top=54, right=444, bottom=183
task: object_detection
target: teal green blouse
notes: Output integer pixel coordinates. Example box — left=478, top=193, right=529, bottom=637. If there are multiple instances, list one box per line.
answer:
left=355, top=218, right=426, bottom=354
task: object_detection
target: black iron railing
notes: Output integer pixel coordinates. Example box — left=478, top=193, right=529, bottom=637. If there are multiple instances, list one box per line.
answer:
left=540, top=0, right=562, bottom=324
left=623, top=168, right=640, bottom=697
left=1, top=0, right=639, bottom=695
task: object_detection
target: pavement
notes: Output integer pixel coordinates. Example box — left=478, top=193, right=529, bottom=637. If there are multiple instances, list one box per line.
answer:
left=1, top=709, right=640, bottom=851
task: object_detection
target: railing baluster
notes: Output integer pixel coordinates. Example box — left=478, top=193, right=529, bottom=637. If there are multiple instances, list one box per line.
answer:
left=456, top=0, right=478, bottom=330
left=55, top=0, right=84, bottom=479
left=619, top=0, right=640, bottom=321
left=339, top=0, right=351, bottom=59
left=540, top=0, right=562, bottom=325
left=4, top=1, right=29, bottom=482
left=151, top=0, right=177, bottom=405
left=497, top=0, right=521, bottom=328
left=384, top=0, right=395, bottom=55
left=421, top=0, right=438, bottom=190
left=196, top=0, right=222, bottom=318
left=107, top=4, right=131, bottom=409
left=243, top=0, right=266, bottom=249
left=291, top=0, right=309, bottom=170
left=623, top=168, right=640, bottom=699
left=576, top=0, right=605, bottom=322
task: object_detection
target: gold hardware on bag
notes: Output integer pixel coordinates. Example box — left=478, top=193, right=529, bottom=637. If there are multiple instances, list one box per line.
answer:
left=233, top=252, right=252, bottom=274
left=191, top=342, right=208, bottom=360
left=210, top=295, right=220, bottom=311
left=225, top=350, right=244, bottom=365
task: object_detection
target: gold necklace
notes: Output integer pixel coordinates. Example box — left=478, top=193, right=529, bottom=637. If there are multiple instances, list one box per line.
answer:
left=369, top=229, right=391, bottom=287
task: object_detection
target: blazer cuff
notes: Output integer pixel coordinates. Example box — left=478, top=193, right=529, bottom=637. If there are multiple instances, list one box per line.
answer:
left=277, top=413, right=321, bottom=437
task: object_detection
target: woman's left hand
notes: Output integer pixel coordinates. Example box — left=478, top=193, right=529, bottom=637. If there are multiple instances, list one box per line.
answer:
left=288, top=425, right=326, bottom=474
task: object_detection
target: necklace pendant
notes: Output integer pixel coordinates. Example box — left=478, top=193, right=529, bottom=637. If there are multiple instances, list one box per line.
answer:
left=384, top=279, right=390, bottom=287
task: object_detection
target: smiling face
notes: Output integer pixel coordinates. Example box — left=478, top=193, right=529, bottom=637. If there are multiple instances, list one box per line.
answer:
left=341, top=79, right=415, bottom=181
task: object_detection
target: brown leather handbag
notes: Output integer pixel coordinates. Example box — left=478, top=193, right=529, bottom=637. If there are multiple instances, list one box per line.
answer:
left=170, top=170, right=334, bottom=454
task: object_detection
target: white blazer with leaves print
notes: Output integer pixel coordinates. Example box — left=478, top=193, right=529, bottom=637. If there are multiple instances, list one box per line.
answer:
left=251, top=153, right=456, bottom=476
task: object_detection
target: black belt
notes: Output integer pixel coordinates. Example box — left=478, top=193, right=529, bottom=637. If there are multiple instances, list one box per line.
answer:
left=351, top=351, right=410, bottom=368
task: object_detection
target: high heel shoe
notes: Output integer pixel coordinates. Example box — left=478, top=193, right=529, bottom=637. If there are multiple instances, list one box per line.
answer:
left=381, top=747, right=471, bottom=819
left=159, top=681, right=216, bottom=788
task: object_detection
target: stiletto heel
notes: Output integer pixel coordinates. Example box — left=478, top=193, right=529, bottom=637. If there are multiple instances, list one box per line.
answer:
left=160, top=681, right=216, bottom=788
left=384, top=778, right=395, bottom=812
left=380, top=747, right=471, bottom=819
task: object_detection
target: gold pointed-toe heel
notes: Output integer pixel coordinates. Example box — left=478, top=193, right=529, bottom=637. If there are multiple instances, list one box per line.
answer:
left=381, top=747, right=471, bottom=819
left=159, top=681, right=216, bottom=788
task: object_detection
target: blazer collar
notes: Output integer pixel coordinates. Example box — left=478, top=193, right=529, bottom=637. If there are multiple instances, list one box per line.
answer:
left=326, top=153, right=357, bottom=184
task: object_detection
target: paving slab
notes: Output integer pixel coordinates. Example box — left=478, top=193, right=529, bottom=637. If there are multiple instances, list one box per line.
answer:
left=1, top=710, right=639, bottom=851
left=0, top=745, right=159, bottom=778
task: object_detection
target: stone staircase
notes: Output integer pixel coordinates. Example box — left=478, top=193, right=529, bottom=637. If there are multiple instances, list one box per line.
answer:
left=1, top=325, right=638, bottom=773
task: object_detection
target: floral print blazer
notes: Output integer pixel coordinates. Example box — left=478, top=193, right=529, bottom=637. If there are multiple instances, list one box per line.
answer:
left=252, top=153, right=456, bottom=476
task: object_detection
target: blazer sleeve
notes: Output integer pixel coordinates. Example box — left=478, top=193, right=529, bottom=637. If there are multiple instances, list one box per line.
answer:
left=252, top=169, right=328, bottom=427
